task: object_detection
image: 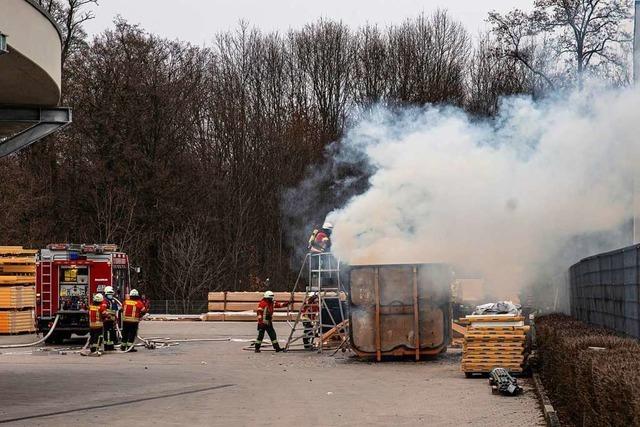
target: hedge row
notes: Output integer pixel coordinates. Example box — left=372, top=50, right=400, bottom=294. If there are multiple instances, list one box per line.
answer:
left=536, top=314, right=640, bottom=426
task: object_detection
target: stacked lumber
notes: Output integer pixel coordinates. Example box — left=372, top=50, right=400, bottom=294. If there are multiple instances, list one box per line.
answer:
left=460, top=314, right=529, bottom=374
left=0, top=246, right=37, bottom=334
left=202, top=292, right=305, bottom=321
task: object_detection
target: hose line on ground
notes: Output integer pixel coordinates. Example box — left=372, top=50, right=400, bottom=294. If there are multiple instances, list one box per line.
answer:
left=0, top=315, right=61, bottom=349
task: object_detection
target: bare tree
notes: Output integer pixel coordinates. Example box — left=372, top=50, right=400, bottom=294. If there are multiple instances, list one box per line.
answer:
left=386, top=11, right=470, bottom=106
left=37, top=0, right=98, bottom=70
left=467, top=33, right=533, bottom=116
left=158, top=223, right=226, bottom=312
left=489, top=0, right=632, bottom=87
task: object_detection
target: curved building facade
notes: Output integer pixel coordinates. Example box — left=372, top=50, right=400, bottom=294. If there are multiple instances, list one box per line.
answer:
left=0, top=0, right=70, bottom=157
left=0, top=0, right=63, bottom=106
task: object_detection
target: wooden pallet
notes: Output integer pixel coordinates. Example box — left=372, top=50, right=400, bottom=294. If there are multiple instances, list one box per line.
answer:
left=208, top=291, right=307, bottom=302
left=0, top=276, right=35, bottom=285
left=0, top=257, right=36, bottom=265
left=0, top=247, right=37, bottom=256
left=201, top=311, right=296, bottom=322
left=462, top=315, right=525, bottom=323
left=467, top=325, right=530, bottom=332
left=0, top=286, right=36, bottom=309
left=0, top=310, right=36, bottom=334
left=0, top=265, right=36, bottom=274
left=464, top=350, right=524, bottom=357
left=207, top=301, right=303, bottom=312
left=464, top=335, right=526, bottom=342
left=466, top=329, right=525, bottom=336
left=464, top=341, right=524, bottom=348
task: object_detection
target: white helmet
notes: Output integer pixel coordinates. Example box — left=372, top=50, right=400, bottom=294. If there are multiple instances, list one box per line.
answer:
left=129, top=289, right=139, bottom=297
left=104, top=286, right=114, bottom=295
left=264, top=290, right=274, bottom=299
left=93, top=293, right=104, bottom=303
left=322, top=222, right=334, bottom=231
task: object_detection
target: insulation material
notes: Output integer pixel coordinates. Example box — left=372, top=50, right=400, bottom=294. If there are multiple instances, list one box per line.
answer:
left=0, top=310, right=36, bottom=334
left=461, top=314, right=529, bottom=374
left=0, top=286, right=36, bottom=309
left=0, top=246, right=37, bottom=333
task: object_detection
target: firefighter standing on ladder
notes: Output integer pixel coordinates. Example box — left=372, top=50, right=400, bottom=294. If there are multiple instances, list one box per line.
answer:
left=255, top=291, right=289, bottom=353
left=120, top=289, right=147, bottom=351
left=102, top=286, right=120, bottom=351
left=308, top=222, right=333, bottom=253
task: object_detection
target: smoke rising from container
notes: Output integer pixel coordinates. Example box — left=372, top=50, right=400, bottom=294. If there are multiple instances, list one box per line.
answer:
left=326, top=86, right=640, bottom=300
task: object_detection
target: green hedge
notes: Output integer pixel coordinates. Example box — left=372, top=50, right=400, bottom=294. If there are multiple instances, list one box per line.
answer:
left=536, top=314, right=640, bottom=426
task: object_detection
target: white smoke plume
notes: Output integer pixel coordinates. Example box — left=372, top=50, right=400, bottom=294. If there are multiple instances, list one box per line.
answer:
left=327, top=85, right=640, bottom=300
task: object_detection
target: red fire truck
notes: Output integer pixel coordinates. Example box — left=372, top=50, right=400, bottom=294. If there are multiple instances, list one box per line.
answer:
left=36, top=243, right=131, bottom=343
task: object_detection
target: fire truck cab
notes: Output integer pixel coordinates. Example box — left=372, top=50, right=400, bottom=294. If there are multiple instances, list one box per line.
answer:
left=36, top=243, right=130, bottom=343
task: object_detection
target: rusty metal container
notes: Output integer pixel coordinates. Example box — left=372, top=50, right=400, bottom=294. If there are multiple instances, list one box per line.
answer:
left=349, top=263, right=453, bottom=361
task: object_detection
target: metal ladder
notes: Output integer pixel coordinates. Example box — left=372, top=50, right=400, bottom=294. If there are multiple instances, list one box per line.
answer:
left=40, top=260, right=53, bottom=317
left=285, top=252, right=349, bottom=353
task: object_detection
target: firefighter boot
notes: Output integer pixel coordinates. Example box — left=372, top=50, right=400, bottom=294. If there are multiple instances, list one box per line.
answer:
left=273, top=342, right=283, bottom=352
left=254, top=343, right=261, bottom=353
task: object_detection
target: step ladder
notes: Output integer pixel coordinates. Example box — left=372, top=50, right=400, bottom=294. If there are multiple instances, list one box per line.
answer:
left=285, top=252, right=349, bottom=353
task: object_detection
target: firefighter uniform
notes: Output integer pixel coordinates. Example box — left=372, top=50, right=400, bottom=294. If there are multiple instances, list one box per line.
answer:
left=103, top=297, right=120, bottom=351
left=120, top=292, right=147, bottom=351
left=88, top=299, right=108, bottom=353
left=255, top=293, right=289, bottom=352
left=309, top=222, right=333, bottom=254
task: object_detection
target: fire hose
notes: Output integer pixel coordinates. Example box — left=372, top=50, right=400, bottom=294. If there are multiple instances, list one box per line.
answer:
left=0, top=314, right=61, bottom=349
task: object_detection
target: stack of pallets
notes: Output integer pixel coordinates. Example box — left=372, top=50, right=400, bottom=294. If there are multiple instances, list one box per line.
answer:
left=203, top=292, right=304, bottom=321
left=460, top=314, right=529, bottom=375
left=0, top=246, right=37, bottom=334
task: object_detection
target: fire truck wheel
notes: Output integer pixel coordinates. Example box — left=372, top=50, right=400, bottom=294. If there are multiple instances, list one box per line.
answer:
left=46, top=332, right=67, bottom=345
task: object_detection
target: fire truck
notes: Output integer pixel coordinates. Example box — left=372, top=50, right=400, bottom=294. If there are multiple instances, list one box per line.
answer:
left=36, top=243, right=131, bottom=343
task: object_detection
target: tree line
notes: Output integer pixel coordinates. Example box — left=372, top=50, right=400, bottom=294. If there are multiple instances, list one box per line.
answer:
left=0, top=1, right=633, bottom=304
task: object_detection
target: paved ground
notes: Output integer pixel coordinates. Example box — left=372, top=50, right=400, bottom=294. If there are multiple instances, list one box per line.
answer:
left=0, top=322, right=544, bottom=426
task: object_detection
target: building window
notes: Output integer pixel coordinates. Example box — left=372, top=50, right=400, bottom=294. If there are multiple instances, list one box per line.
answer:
left=0, top=33, right=7, bottom=54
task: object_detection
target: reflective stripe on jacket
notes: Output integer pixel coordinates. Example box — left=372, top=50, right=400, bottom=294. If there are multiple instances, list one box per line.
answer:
left=89, top=303, right=106, bottom=329
left=256, top=298, right=288, bottom=325
left=123, top=299, right=146, bottom=323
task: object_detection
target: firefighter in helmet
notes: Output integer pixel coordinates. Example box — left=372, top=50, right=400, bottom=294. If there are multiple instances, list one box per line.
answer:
left=308, top=222, right=333, bottom=254
left=255, top=291, right=289, bottom=353
left=82, top=293, right=107, bottom=356
left=102, top=286, right=120, bottom=351
left=120, top=289, right=148, bottom=352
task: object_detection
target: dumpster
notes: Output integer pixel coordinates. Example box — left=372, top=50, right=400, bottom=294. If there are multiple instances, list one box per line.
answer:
left=349, top=263, right=453, bottom=361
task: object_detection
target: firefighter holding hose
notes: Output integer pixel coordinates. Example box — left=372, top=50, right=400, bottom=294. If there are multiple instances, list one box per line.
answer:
left=254, top=291, right=289, bottom=353
left=102, top=286, right=120, bottom=351
left=120, top=289, right=148, bottom=352
left=82, top=293, right=108, bottom=356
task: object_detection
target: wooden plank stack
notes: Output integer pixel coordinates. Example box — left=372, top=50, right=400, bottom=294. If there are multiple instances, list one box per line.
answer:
left=0, top=246, right=37, bottom=334
left=202, top=292, right=306, bottom=321
left=460, top=314, right=529, bottom=374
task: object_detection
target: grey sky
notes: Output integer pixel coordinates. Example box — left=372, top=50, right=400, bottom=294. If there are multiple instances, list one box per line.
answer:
left=85, top=0, right=534, bottom=45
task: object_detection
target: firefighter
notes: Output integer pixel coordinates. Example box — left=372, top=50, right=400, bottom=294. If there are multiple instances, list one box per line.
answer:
left=254, top=290, right=289, bottom=353
left=309, top=222, right=333, bottom=254
left=120, top=289, right=147, bottom=352
left=82, top=293, right=107, bottom=356
left=302, top=293, right=319, bottom=350
left=102, top=286, right=120, bottom=351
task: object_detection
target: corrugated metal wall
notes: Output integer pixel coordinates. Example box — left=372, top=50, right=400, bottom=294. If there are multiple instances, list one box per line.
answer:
left=570, top=244, right=640, bottom=338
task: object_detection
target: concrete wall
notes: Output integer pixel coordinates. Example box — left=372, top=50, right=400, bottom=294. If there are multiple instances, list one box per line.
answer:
left=0, top=0, right=62, bottom=106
